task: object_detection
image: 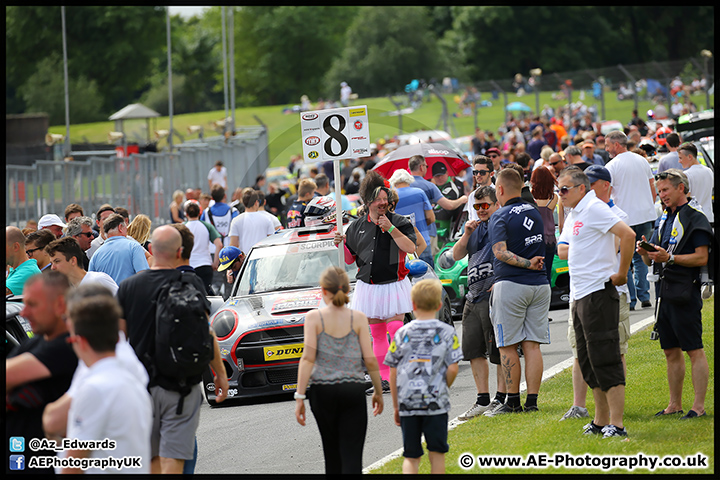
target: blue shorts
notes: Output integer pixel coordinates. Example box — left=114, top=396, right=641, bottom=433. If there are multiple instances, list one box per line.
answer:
left=400, top=413, right=449, bottom=458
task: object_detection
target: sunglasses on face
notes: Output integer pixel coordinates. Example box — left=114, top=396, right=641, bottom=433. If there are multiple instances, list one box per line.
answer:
left=75, top=232, right=94, bottom=238
left=472, top=202, right=493, bottom=211
left=488, top=154, right=499, bottom=158
left=558, top=184, right=581, bottom=195
left=472, top=169, right=490, bottom=176
left=549, top=160, right=563, bottom=166
left=25, top=247, right=42, bottom=257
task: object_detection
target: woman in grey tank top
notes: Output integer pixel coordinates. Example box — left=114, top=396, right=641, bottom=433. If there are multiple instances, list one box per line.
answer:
left=295, top=267, right=384, bottom=474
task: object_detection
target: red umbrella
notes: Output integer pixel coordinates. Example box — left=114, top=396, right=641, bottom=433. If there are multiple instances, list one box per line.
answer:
left=372, top=142, right=471, bottom=180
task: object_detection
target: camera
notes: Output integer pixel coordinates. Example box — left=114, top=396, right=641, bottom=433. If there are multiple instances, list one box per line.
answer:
left=650, top=330, right=660, bottom=341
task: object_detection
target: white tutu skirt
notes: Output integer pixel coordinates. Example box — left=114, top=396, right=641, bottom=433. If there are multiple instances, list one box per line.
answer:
left=351, top=277, right=413, bottom=320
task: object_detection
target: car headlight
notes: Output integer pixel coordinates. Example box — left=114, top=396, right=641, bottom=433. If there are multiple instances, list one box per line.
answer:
left=212, top=310, right=238, bottom=340
left=437, top=250, right=456, bottom=270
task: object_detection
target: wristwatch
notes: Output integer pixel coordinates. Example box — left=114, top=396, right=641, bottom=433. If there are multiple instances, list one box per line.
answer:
left=667, top=253, right=675, bottom=265
left=294, top=392, right=306, bottom=400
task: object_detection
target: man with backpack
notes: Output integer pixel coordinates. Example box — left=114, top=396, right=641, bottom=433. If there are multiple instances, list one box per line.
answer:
left=117, top=225, right=228, bottom=474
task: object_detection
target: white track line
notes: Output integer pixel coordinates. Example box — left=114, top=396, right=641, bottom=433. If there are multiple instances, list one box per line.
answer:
left=363, top=314, right=656, bottom=473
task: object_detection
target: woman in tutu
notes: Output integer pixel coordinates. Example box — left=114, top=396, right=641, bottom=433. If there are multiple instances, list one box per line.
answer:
left=333, top=170, right=417, bottom=394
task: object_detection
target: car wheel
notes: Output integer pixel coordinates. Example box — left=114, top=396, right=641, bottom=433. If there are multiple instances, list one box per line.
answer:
left=441, top=298, right=453, bottom=326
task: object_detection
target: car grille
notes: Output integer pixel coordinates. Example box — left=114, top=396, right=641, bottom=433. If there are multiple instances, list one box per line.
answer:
left=267, top=368, right=298, bottom=384
left=240, top=325, right=304, bottom=345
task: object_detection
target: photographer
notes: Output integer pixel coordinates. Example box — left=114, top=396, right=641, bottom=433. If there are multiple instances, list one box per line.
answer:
left=637, top=169, right=712, bottom=420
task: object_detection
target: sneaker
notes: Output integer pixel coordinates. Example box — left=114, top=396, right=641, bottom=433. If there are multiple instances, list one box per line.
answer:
left=365, top=380, right=391, bottom=396
left=482, top=399, right=504, bottom=417
left=582, top=421, right=604, bottom=435
left=458, top=402, right=492, bottom=420
left=701, top=283, right=713, bottom=300
left=641, top=300, right=652, bottom=308
left=560, top=406, right=590, bottom=421
left=523, top=405, right=539, bottom=413
left=602, top=424, right=628, bottom=438
left=485, top=403, right=523, bottom=417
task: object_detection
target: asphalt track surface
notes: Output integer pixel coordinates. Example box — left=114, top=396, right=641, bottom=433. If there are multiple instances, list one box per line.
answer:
left=195, top=296, right=657, bottom=475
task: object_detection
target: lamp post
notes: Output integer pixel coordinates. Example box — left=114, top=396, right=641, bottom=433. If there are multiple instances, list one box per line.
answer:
left=61, top=6, right=71, bottom=158
left=530, top=68, right=542, bottom=117
left=701, top=49, right=712, bottom=110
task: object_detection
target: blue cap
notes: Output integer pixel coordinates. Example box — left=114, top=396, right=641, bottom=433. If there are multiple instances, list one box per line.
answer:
left=217, top=246, right=243, bottom=272
left=585, top=164, right=612, bottom=184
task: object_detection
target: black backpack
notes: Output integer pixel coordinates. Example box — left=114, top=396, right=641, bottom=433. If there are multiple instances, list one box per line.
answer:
left=151, top=270, right=214, bottom=414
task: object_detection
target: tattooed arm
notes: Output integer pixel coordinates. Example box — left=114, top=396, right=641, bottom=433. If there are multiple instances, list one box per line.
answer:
left=492, top=241, right=545, bottom=271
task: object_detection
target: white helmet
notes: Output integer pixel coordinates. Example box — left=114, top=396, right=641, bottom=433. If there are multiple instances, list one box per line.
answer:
left=304, top=196, right=340, bottom=227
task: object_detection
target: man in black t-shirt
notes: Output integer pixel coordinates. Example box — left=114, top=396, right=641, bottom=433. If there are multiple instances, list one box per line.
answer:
left=117, top=225, right=229, bottom=474
left=6, top=271, right=77, bottom=475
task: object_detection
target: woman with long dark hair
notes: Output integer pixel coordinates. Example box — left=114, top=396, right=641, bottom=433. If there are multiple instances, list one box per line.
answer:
left=530, top=166, right=559, bottom=284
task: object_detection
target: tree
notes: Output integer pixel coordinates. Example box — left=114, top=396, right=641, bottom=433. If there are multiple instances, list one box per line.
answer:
left=325, top=6, right=445, bottom=100
left=19, top=53, right=105, bottom=125
left=6, top=6, right=166, bottom=115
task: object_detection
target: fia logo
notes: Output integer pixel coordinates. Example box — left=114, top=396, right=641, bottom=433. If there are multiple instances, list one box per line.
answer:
left=522, top=217, right=535, bottom=231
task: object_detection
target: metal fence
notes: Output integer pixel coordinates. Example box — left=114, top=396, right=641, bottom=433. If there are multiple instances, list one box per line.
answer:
left=5, top=126, right=269, bottom=228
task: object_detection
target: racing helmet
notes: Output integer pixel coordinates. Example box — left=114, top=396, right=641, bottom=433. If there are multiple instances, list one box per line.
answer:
left=637, top=139, right=657, bottom=158
left=304, top=195, right=340, bottom=226
left=655, top=126, right=672, bottom=146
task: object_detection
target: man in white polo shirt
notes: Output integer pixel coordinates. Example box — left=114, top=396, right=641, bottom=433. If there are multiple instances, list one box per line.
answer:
left=604, top=130, right=658, bottom=311
left=557, top=167, right=636, bottom=438
left=677, top=142, right=714, bottom=224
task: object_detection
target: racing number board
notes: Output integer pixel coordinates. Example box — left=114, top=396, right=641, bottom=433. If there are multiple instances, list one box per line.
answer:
left=301, top=106, right=370, bottom=163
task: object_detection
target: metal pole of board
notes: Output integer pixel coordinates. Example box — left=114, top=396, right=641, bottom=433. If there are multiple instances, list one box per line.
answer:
left=334, top=158, right=344, bottom=268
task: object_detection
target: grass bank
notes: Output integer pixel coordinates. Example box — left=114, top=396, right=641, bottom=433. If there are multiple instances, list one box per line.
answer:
left=371, top=297, right=714, bottom=474
left=48, top=90, right=713, bottom=169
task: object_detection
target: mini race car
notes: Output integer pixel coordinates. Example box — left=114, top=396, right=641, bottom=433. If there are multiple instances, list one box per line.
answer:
left=203, top=220, right=453, bottom=405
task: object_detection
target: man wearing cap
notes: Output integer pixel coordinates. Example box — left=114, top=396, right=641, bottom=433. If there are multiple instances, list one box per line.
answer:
left=581, top=140, right=605, bottom=166
left=556, top=167, right=635, bottom=438
left=6, top=225, right=42, bottom=296
left=430, top=162, right=465, bottom=248
left=38, top=214, right=67, bottom=239
left=389, top=168, right=435, bottom=267
left=604, top=130, right=657, bottom=311
left=559, top=165, right=632, bottom=422
left=217, top=246, right=245, bottom=286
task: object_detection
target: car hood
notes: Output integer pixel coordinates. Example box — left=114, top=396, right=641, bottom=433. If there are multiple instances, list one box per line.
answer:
left=210, top=288, right=345, bottom=336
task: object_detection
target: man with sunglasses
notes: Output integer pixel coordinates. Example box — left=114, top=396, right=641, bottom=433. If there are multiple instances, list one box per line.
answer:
left=453, top=186, right=507, bottom=420
left=485, top=147, right=503, bottom=174
left=6, top=225, right=42, bottom=296
left=604, top=130, right=657, bottom=311
left=557, top=168, right=636, bottom=438
left=637, top=169, right=712, bottom=420
left=465, top=156, right=495, bottom=222
left=65, top=216, right=95, bottom=271
left=547, top=152, right=567, bottom=178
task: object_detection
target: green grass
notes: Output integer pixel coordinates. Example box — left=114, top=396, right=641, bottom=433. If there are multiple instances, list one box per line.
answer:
left=48, top=90, right=715, bottom=170
left=371, top=297, right=714, bottom=474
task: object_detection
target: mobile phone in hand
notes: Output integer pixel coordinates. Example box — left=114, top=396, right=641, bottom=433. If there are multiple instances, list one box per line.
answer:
left=638, top=241, right=657, bottom=252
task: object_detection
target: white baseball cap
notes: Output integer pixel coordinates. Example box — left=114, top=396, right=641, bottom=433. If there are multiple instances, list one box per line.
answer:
left=38, top=214, right=67, bottom=229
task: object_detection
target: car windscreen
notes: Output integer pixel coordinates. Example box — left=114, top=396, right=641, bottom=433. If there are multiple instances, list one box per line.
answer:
left=236, top=239, right=358, bottom=295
